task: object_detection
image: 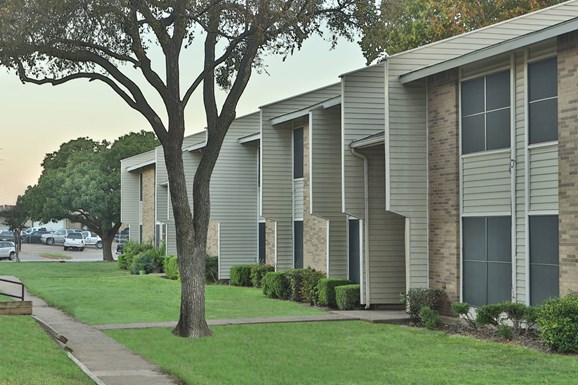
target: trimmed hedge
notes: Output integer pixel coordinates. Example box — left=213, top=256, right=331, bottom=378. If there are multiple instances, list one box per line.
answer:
left=400, top=288, right=445, bottom=324
left=303, top=269, right=326, bottom=305
left=318, top=278, right=352, bottom=308
left=251, top=264, right=274, bottom=288
left=335, top=284, right=361, bottom=310
left=130, top=253, right=154, bottom=275
left=164, top=256, right=179, bottom=280
left=537, top=295, right=578, bottom=353
left=262, top=272, right=290, bottom=300
left=230, top=265, right=253, bottom=286
left=285, top=269, right=310, bottom=302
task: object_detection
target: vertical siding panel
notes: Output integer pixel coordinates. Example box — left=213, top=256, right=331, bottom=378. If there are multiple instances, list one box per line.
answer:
left=529, top=146, right=559, bottom=212
left=515, top=50, right=527, bottom=302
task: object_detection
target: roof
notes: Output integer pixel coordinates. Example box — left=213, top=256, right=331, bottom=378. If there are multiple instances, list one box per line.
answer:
left=350, top=131, right=385, bottom=149
left=270, top=96, right=341, bottom=126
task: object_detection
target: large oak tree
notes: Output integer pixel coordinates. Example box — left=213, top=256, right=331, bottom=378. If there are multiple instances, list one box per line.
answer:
left=0, top=1, right=376, bottom=337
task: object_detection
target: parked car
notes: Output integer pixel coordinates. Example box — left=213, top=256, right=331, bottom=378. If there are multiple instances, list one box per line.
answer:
left=115, top=227, right=130, bottom=243
left=63, top=232, right=85, bottom=251
left=81, top=231, right=103, bottom=249
left=23, top=230, right=52, bottom=244
left=0, top=241, right=16, bottom=260
left=42, top=229, right=81, bottom=246
left=0, top=230, right=15, bottom=242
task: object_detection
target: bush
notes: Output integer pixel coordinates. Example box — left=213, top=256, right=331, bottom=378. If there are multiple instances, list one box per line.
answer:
left=285, top=269, right=310, bottom=302
left=250, top=264, right=274, bottom=288
left=205, top=256, right=219, bottom=283
left=262, top=272, right=290, bottom=300
left=537, top=295, right=578, bottom=353
left=335, top=284, right=361, bottom=310
left=118, top=241, right=155, bottom=271
left=451, top=302, right=477, bottom=331
left=502, top=302, right=533, bottom=334
left=420, top=306, right=442, bottom=330
left=400, top=288, right=445, bottom=324
left=302, top=269, right=326, bottom=304
left=318, top=278, right=352, bottom=308
left=230, top=265, right=253, bottom=287
left=476, top=303, right=505, bottom=327
left=163, top=256, right=179, bottom=280
left=130, top=253, right=154, bottom=275
left=497, top=324, right=514, bottom=340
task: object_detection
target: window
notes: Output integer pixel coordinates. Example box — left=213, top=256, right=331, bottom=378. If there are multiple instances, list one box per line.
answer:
left=293, top=127, right=303, bottom=179
left=530, top=215, right=559, bottom=305
left=258, top=222, right=266, bottom=264
left=463, top=216, right=512, bottom=306
left=294, top=221, right=303, bottom=268
left=461, top=70, right=511, bottom=154
left=529, top=57, right=557, bottom=144
left=139, top=173, right=144, bottom=202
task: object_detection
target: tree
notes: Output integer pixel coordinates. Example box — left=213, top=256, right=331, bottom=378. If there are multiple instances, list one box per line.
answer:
left=2, top=196, right=29, bottom=260
left=22, top=132, right=158, bottom=261
left=0, top=1, right=376, bottom=338
left=361, top=0, right=566, bottom=62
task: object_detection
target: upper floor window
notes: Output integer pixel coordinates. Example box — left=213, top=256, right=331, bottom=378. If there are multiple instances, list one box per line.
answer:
left=293, top=127, right=303, bottom=179
left=529, top=57, right=557, bottom=144
left=461, top=70, right=511, bottom=154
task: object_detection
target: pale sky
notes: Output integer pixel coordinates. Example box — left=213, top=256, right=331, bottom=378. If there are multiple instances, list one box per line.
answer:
left=0, top=35, right=367, bottom=205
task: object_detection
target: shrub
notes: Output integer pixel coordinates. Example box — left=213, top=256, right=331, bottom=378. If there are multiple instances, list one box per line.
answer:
left=537, top=295, right=578, bottom=353
left=130, top=253, right=154, bottom=275
left=230, top=265, right=253, bottom=287
left=285, top=269, right=310, bottom=302
left=502, top=302, right=533, bottom=334
left=335, top=284, right=361, bottom=310
left=497, top=324, right=514, bottom=340
left=205, top=256, right=219, bottom=283
left=451, top=302, right=477, bottom=331
left=400, top=288, right=445, bottom=324
left=118, top=241, right=155, bottom=270
left=262, top=272, right=290, bottom=300
left=476, top=303, right=506, bottom=327
left=163, top=256, right=179, bottom=280
left=420, top=306, right=442, bottom=330
left=318, top=278, right=352, bottom=308
left=250, top=264, right=274, bottom=288
left=302, top=269, right=326, bottom=305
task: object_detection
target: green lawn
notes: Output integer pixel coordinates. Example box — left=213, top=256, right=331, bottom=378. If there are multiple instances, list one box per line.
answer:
left=0, top=262, right=322, bottom=324
left=108, top=322, right=578, bottom=385
left=0, top=316, right=94, bottom=385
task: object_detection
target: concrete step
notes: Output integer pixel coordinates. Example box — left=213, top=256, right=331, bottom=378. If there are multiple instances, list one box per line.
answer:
left=0, top=300, right=33, bottom=315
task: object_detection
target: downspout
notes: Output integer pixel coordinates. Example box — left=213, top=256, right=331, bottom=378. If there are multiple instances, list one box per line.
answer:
left=350, top=145, right=371, bottom=309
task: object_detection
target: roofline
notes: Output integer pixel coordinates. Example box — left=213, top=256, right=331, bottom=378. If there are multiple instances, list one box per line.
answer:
left=126, top=158, right=156, bottom=172
left=270, top=96, right=341, bottom=126
left=184, top=141, right=206, bottom=152
left=121, top=148, right=156, bottom=164
left=238, top=132, right=261, bottom=144
left=400, top=17, right=578, bottom=84
left=259, top=82, right=340, bottom=109
left=350, top=131, right=385, bottom=149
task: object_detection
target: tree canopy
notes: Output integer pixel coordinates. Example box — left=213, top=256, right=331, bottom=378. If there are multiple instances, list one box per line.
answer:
left=361, top=0, right=566, bottom=62
left=22, top=131, right=158, bottom=261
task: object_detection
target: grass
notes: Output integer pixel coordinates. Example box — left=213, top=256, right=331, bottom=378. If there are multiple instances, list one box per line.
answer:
left=40, top=253, right=72, bottom=260
left=0, top=316, right=94, bottom=385
left=0, top=262, right=322, bottom=324
left=107, top=321, right=578, bottom=385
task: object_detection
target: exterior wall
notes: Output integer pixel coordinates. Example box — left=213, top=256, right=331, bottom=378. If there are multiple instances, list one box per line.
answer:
left=342, top=65, right=385, bottom=219
left=265, top=219, right=276, bottom=266
left=141, top=166, right=156, bottom=243
left=558, top=31, right=578, bottom=295
left=427, top=70, right=461, bottom=303
left=529, top=146, right=559, bottom=211
left=303, top=123, right=328, bottom=272
left=207, top=220, right=219, bottom=257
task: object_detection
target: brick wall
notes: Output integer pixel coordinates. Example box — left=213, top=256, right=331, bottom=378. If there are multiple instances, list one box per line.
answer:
left=265, top=219, right=276, bottom=267
left=206, top=220, right=219, bottom=257
left=141, top=167, right=156, bottom=243
left=558, top=31, right=578, bottom=296
left=302, top=124, right=328, bottom=272
left=427, top=69, right=461, bottom=303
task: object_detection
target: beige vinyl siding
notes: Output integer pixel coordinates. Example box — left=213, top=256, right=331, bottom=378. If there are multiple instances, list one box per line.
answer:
left=210, top=113, right=260, bottom=279
left=310, top=106, right=347, bottom=277
left=462, top=151, right=512, bottom=214
left=262, top=84, right=341, bottom=271
left=529, top=145, right=558, bottom=212
left=386, top=59, right=429, bottom=289
left=342, top=64, right=385, bottom=219
left=365, top=146, right=406, bottom=304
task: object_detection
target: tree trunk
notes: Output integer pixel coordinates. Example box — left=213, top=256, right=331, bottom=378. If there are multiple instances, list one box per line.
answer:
left=101, top=235, right=115, bottom=261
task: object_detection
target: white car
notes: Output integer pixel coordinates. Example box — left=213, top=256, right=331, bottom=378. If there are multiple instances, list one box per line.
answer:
left=63, top=232, right=85, bottom=251
left=81, top=231, right=103, bottom=249
left=0, top=241, right=16, bottom=260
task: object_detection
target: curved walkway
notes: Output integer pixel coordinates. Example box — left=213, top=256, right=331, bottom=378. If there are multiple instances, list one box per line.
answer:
left=1, top=276, right=407, bottom=385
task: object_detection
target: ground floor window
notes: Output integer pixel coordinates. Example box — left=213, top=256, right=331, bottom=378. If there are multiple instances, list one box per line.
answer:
left=294, top=221, right=303, bottom=269
left=258, top=222, right=266, bottom=264
left=463, top=216, right=512, bottom=306
left=530, top=215, right=559, bottom=305
left=348, top=219, right=361, bottom=284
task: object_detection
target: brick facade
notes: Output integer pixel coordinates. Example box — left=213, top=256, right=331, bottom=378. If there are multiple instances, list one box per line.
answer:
left=558, top=31, right=578, bottom=296
left=427, top=69, right=461, bottom=303
left=302, top=125, right=328, bottom=272
left=141, top=167, right=156, bottom=243
left=206, top=220, right=219, bottom=257
left=265, top=219, right=276, bottom=266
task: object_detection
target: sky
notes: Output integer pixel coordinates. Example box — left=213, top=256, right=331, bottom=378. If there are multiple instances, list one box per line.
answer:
left=0, top=34, right=367, bottom=205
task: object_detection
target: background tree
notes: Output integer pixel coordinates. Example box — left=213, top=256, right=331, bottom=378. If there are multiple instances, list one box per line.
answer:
left=2, top=196, right=29, bottom=260
left=23, top=132, right=158, bottom=261
left=0, top=1, right=377, bottom=338
left=361, top=0, right=566, bottom=62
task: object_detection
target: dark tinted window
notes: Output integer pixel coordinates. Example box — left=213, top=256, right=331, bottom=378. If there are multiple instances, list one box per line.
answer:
left=294, top=221, right=303, bottom=269
left=530, top=215, right=559, bottom=305
left=293, top=127, right=303, bottom=179
left=68, top=233, right=82, bottom=239
left=529, top=57, right=558, bottom=145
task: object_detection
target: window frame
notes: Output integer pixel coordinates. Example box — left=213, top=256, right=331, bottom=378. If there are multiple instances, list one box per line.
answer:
left=528, top=56, right=558, bottom=145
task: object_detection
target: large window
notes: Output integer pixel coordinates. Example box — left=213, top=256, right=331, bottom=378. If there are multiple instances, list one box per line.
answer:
left=463, top=216, right=512, bottom=306
left=294, top=221, right=303, bottom=269
left=461, top=70, right=511, bottom=154
left=529, top=57, right=558, bottom=144
left=293, top=127, right=303, bottom=179
left=529, top=215, right=559, bottom=305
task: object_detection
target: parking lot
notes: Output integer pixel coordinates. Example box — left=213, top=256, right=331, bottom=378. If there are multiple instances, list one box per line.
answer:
left=0, top=243, right=115, bottom=262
